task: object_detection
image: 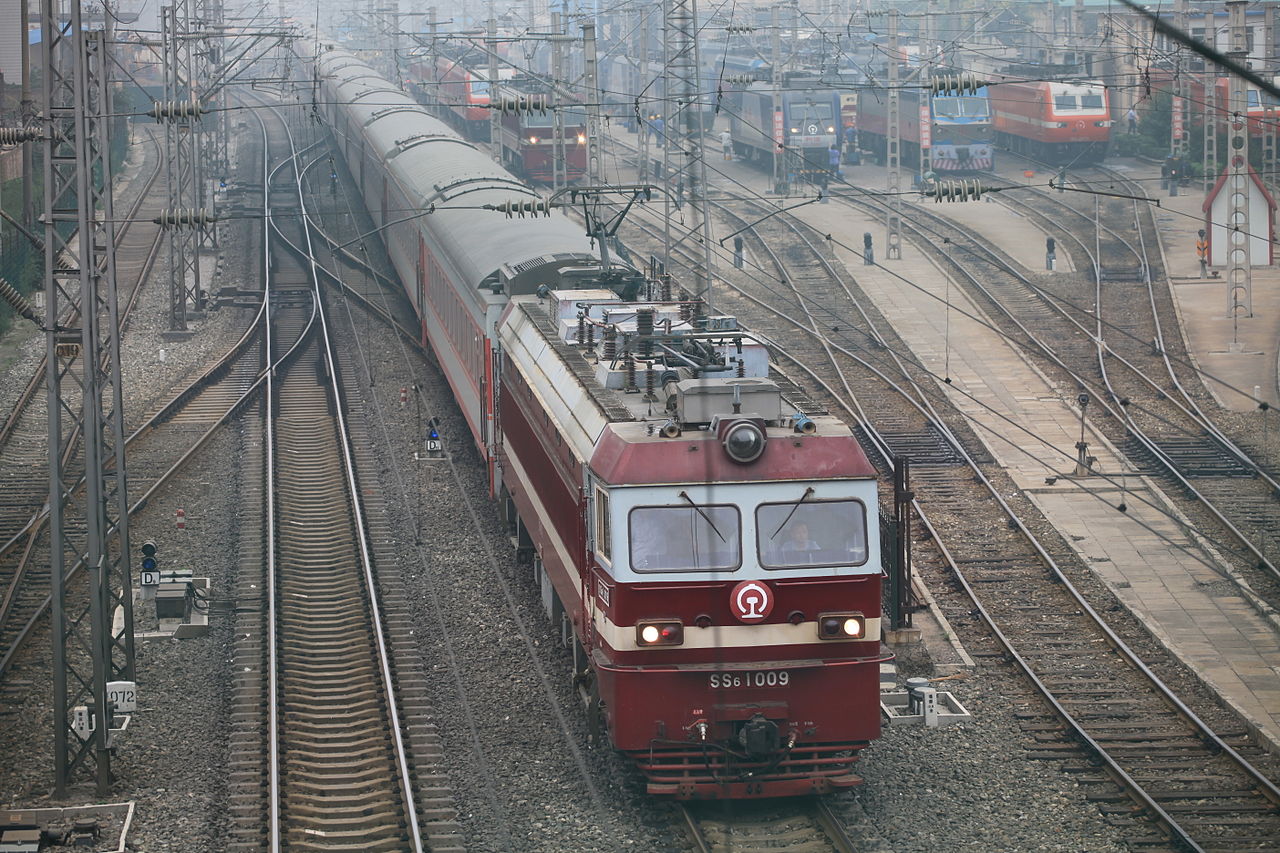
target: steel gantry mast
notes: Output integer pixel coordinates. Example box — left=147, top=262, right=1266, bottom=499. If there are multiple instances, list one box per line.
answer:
left=204, top=0, right=229, bottom=206
left=664, top=0, right=716, bottom=307
left=41, top=0, right=137, bottom=797
left=161, top=0, right=205, bottom=332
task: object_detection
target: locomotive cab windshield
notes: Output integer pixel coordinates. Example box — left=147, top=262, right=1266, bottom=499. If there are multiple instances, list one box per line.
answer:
left=616, top=483, right=877, bottom=580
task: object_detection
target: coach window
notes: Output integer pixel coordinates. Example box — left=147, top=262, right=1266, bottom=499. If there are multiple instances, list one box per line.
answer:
left=594, top=487, right=611, bottom=561
left=629, top=505, right=740, bottom=573
left=757, top=499, right=868, bottom=569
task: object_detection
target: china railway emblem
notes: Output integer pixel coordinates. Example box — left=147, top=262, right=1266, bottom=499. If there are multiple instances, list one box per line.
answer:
left=730, top=580, right=773, bottom=623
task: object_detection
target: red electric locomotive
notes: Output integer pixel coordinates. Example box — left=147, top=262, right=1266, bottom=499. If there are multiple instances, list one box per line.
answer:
left=1210, top=77, right=1280, bottom=133
left=495, top=77, right=588, bottom=183
left=498, top=292, right=889, bottom=798
left=318, top=46, right=890, bottom=800
left=990, top=79, right=1112, bottom=164
left=411, top=55, right=503, bottom=141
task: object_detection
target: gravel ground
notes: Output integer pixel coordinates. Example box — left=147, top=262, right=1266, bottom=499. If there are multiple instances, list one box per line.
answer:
left=840, top=652, right=1129, bottom=853
left=327, top=308, right=1131, bottom=853
left=0, top=124, right=254, bottom=853
left=2, top=115, right=1154, bottom=853
left=331, top=323, right=682, bottom=852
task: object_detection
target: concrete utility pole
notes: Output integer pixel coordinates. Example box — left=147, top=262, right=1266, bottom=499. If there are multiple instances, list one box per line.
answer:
left=1171, top=0, right=1188, bottom=162
left=664, top=0, right=716, bottom=307
left=1225, top=0, right=1252, bottom=324
left=886, top=8, right=902, bottom=261
left=1074, top=0, right=1087, bottom=74
left=635, top=4, right=652, bottom=184
left=1264, top=4, right=1279, bottom=171
left=582, top=20, right=603, bottom=184
left=41, top=0, right=137, bottom=797
left=550, top=11, right=567, bottom=191
left=1203, top=6, right=1217, bottom=192
left=20, top=0, right=34, bottom=227
left=488, top=9, right=501, bottom=146
left=770, top=3, right=785, bottom=195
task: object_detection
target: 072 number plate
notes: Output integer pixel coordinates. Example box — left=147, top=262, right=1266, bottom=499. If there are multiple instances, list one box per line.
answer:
left=708, top=671, right=790, bottom=689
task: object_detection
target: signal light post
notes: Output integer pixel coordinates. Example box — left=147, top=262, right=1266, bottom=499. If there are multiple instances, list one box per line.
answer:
left=140, top=541, right=160, bottom=587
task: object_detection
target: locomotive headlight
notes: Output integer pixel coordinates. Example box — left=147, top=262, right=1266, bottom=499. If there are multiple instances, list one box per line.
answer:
left=826, top=125, right=835, bottom=133
left=577, top=132, right=586, bottom=144
left=818, top=611, right=865, bottom=640
left=722, top=420, right=766, bottom=463
left=789, top=127, right=798, bottom=134
left=636, top=619, right=684, bottom=646
left=528, top=135, right=539, bottom=144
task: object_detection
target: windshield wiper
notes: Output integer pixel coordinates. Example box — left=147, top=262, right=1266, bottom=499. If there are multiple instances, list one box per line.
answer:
left=770, top=486, right=815, bottom=539
left=678, top=490, right=726, bottom=542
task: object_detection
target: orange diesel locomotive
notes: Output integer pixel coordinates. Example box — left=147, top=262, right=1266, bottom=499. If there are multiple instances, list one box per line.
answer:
left=990, top=79, right=1112, bottom=164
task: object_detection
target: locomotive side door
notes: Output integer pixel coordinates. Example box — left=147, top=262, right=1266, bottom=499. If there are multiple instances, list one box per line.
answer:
left=581, top=472, right=600, bottom=658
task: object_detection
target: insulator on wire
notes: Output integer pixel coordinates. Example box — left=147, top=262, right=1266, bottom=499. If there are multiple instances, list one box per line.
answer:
left=724, top=24, right=755, bottom=33
left=154, top=208, right=217, bottom=228
left=0, top=126, right=41, bottom=145
left=493, top=199, right=551, bottom=218
left=928, top=179, right=986, bottom=203
left=0, top=277, right=38, bottom=323
left=723, top=74, right=758, bottom=85
left=497, top=94, right=549, bottom=114
left=930, top=73, right=985, bottom=95
left=148, top=100, right=207, bottom=121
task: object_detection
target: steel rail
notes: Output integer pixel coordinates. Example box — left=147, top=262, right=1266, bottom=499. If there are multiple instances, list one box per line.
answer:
left=712, top=201, right=1212, bottom=850
left=0, top=129, right=165, bottom=453
left=984, top=179, right=1280, bottom=585
left=250, top=91, right=424, bottom=852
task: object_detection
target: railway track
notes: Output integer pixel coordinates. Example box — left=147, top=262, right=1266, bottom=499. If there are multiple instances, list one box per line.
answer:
left=0, top=123, right=283, bottom=680
left=604, top=136, right=1280, bottom=848
left=0, top=142, right=283, bottom=681
left=249, top=94, right=424, bottom=851
left=0, top=128, right=165, bottom=459
left=680, top=799, right=856, bottom=853
left=986, top=167, right=1280, bottom=598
